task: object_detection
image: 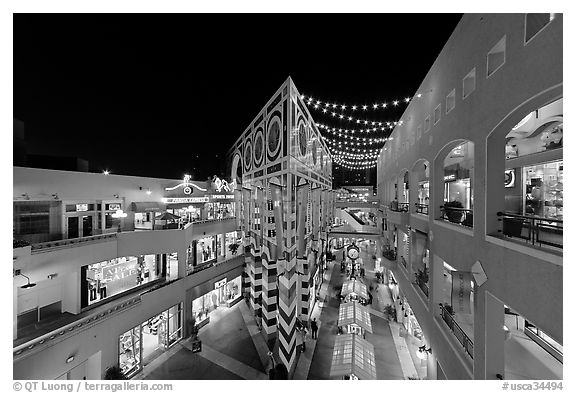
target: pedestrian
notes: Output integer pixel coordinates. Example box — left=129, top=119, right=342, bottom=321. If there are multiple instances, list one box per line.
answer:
left=301, top=327, right=308, bottom=352
left=311, top=318, right=318, bottom=339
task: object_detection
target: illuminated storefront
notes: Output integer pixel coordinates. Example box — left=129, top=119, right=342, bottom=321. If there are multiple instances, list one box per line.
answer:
left=523, top=161, right=563, bottom=220
left=191, top=276, right=242, bottom=327
left=81, top=255, right=162, bottom=308
left=118, top=303, right=183, bottom=377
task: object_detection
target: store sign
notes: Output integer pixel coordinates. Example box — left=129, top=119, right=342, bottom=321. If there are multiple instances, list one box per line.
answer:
left=210, top=194, right=235, bottom=200
left=164, top=174, right=208, bottom=194
left=504, top=169, right=515, bottom=188
left=108, top=203, right=121, bottom=211
left=444, top=174, right=456, bottom=182
left=212, top=176, right=237, bottom=193
left=451, top=271, right=472, bottom=314
left=214, top=278, right=227, bottom=289
left=76, top=204, right=88, bottom=212
left=162, top=197, right=209, bottom=204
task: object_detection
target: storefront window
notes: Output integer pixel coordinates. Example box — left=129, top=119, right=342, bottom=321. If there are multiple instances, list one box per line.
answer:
left=196, top=236, right=216, bottom=264
left=443, top=141, right=474, bottom=210
left=85, top=255, right=161, bottom=307
left=523, top=160, right=563, bottom=220
left=418, top=181, right=429, bottom=205
left=192, top=276, right=242, bottom=326
left=119, top=327, right=141, bottom=376
left=207, top=202, right=235, bottom=220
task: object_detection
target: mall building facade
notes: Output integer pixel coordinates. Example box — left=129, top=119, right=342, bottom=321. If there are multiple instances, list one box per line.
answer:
left=13, top=168, right=246, bottom=379
left=376, top=14, right=562, bottom=379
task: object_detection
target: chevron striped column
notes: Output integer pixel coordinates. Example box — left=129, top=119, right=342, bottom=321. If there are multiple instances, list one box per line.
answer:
left=277, top=253, right=298, bottom=372
left=249, top=244, right=263, bottom=314
left=261, top=247, right=278, bottom=340
left=242, top=240, right=252, bottom=300
left=297, top=257, right=310, bottom=326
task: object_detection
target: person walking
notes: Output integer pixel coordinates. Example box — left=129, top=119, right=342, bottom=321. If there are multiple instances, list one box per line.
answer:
left=300, top=327, right=309, bottom=352
left=311, top=318, right=318, bottom=339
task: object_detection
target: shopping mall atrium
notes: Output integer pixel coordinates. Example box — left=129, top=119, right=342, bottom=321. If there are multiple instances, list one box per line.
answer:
left=12, top=14, right=563, bottom=381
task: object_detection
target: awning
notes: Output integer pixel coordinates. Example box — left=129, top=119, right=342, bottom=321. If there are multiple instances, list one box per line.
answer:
left=130, top=202, right=165, bottom=213
left=338, top=302, right=373, bottom=333
left=330, top=334, right=376, bottom=380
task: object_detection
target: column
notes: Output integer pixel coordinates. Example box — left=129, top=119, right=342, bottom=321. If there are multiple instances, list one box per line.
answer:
left=476, top=290, right=505, bottom=379
left=261, top=249, right=278, bottom=344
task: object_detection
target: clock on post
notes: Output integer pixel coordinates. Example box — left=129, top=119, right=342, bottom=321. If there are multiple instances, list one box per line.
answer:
left=347, top=244, right=360, bottom=261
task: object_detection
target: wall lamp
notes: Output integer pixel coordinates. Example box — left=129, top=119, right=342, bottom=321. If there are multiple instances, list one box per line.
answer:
left=417, top=345, right=432, bottom=360
left=17, top=272, right=37, bottom=289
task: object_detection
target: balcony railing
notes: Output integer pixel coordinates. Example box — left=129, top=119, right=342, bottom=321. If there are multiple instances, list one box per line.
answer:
left=390, top=201, right=409, bottom=212
left=30, top=233, right=117, bottom=252
left=415, top=277, right=429, bottom=297
left=497, top=212, right=563, bottom=249
left=414, top=203, right=429, bottom=215
left=439, top=304, right=474, bottom=359
left=440, top=206, right=473, bottom=228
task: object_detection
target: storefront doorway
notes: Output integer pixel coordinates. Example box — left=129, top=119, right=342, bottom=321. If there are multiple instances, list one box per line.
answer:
left=119, top=303, right=183, bottom=375
left=82, top=215, right=93, bottom=237
left=67, top=216, right=79, bottom=239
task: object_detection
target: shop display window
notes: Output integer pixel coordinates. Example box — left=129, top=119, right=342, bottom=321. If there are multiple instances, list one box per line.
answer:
left=418, top=181, right=429, bottom=205
left=523, top=160, right=563, bottom=220
left=119, top=327, right=141, bottom=376
left=196, top=236, right=216, bottom=264
left=443, top=141, right=474, bottom=210
left=85, top=254, right=161, bottom=306
left=207, top=202, right=235, bottom=220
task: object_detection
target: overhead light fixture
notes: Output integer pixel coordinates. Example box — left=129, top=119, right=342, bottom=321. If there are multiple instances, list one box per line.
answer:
left=17, top=272, right=36, bottom=289
left=103, top=170, right=110, bottom=175
left=146, top=189, right=152, bottom=195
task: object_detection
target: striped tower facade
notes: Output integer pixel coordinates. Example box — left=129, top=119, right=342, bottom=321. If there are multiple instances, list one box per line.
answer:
left=261, top=246, right=277, bottom=340
left=226, top=77, right=333, bottom=376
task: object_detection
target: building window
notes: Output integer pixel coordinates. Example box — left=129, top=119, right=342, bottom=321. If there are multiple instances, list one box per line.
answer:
left=446, top=89, right=456, bottom=114
left=417, top=125, right=422, bottom=140
left=434, top=104, right=441, bottom=125
left=463, top=68, right=476, bottom=99
left=424, top=116, right=431, bottom=133
left=525, top=14, right=555, bottom=44
left=487, top=36, right=506, bottom=77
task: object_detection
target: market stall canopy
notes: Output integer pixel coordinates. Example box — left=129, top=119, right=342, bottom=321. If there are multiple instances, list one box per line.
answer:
left=154, top=212, right=181, bottom=221
left=341, top=280, right=369, bottom=300
left=130, top=201, right=165, bottom=213
left=338, top=302, right=373, bottom=333
left=330, top=334, right=377, bottom=380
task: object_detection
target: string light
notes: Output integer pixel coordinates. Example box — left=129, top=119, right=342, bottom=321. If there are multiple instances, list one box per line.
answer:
left=303, top=94, right=415, bottom=111
left=317, top=122, right=398, bottom=134
left=309, top=105, right=401, bottom=127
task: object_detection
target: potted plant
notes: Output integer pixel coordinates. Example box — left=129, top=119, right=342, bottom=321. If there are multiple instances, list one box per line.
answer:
left=228, top=243, right=240, bottom=255
left=383, top=304, right=397, bottom=322
left=443, top=200, right=464, bottom=223
left=104, top=365, right=126, bottom=380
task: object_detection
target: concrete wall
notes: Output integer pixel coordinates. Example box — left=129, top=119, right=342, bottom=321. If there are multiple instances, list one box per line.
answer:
left=377, top=14, right=562, bottom=379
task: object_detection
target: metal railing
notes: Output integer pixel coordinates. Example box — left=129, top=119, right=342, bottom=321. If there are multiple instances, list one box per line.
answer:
left=390, top=201, right=409, bottom=212
left=415, top=203, right=429, bottom=215
left=440, top=206, right=473, bottom=228
left=497, top=212, right=562, bottom=249
left=31, top=233, right=117, bottom=252
left=439, top=304, right=474, bottom=359
left=415, top=277, right=429, bottom=297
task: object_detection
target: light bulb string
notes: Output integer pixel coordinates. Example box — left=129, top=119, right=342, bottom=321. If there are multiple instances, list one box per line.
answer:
left=301, top=94, right=413, bottom=112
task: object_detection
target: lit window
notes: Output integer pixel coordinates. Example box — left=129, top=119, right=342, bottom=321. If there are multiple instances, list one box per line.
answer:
left=417, top=125, right=422, bottom=140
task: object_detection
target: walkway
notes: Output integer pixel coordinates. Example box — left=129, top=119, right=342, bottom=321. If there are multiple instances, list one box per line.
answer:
left=137, top=302, right=268, bottom=380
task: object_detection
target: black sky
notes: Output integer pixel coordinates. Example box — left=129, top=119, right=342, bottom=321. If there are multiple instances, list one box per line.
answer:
left=13, top=13, right=462, bottom=182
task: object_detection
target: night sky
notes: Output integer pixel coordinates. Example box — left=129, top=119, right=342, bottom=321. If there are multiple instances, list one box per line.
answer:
left=13, top=14, right=462, bottom=183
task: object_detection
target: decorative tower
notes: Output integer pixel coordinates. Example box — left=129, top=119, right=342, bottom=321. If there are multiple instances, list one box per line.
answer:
left=227, top=77, right=335, bottom=373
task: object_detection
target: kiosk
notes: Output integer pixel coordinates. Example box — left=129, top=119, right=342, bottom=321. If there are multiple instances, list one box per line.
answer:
left=341, top=279, right=369, bottom=304
left=337, top=302, right=373, bottom=337
left=330, top=334, right=377, bottom=380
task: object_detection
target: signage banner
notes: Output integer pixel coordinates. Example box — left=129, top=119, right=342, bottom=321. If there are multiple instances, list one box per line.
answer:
left=296, top=183, right=309, bottom=257
left=242, top=188, right=251, bottom=237
left=270, top=182, right=285, bottom=256
left=162, top=197, right=208, bottom=204
left=311, top=187, right=321, bottom=238
left=451, top=271, right=473, bottom=314
left=214, top=278, right=227, bottom=289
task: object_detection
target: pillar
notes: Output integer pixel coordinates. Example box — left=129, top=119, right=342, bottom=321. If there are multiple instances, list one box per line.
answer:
left=475, top=289, right=505, bottom=379
left=261, top=248, right=278, bottom=344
